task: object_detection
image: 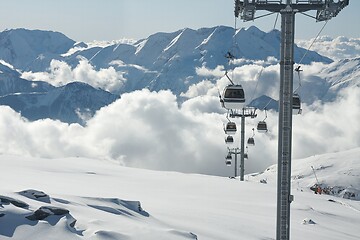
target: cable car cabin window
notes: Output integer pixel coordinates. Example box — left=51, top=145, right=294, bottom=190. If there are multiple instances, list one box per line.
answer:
left=225, top=122, right=237, bottom=135
left=223, top=85, right=245, bottom=101
left=226, top=122, right=236, bottom=130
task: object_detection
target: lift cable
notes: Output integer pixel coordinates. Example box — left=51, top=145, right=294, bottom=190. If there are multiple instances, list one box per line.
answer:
left=247, top=67, right=265, bottom=106
left=294, top=65, right=303, bottom=94
left=223, top=16, right=239, bottom=85
left=273, top=13, right=279, bottom=30
left=297, top=20, right=329, bottom=66
left=247, top=12, right=280, bottom=107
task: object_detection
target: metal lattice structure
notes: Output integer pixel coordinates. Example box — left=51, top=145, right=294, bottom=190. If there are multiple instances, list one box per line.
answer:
left=233, top=1, right=349, bottom=239
left=230, top=107, right=257, bottom=181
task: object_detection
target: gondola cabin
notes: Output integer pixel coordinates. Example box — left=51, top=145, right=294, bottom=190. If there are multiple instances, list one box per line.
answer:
left=224, top=122, right=237, bottom=135
left=225, top=154, right=232, bottom=166
left=257, top=121, right=268, bottom=133
left=222, top=85, right=245, bottom=109
left=225, top=135, right=234, bottom=144
left=247, top=137, right=255, bottom=146
left=244, top=153, right=248, bottom=159
left=292, top=93, right=302, bottom=115
left=225, top=159, right=232, bottom=166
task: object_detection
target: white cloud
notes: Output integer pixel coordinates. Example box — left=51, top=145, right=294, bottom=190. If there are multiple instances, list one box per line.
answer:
left=21, top=58, right=126, bottom=93
left=180, top=80, right=218, bottom=98
left=195, top=65, right=225, bottom=77
left=296, top=36, right=360, bottom=60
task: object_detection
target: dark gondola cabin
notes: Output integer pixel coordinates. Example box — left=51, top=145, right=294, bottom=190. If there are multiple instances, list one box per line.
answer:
left=225, top=159, right=232, bottom=166
left=257, top=121, right=268, bottom=133
left=224, top=122, right=237, bottom=135
left=292, top=93, right=302, bottom=114
left=222, top=85, right=245, bottom=109
left=225, top=154, right=232, bottom=166
left=225, top=136, right=234, bottom=144
left=247, top=137, right=255, bottom=146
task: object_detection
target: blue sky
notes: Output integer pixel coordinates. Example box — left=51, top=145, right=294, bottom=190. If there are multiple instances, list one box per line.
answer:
left=0, top=0, right=358, bottom=42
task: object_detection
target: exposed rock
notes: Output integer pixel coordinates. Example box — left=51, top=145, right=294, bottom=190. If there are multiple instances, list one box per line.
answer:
left=26, top=208, right=51, bottom=221
left=18, top=189, right=51, bottom=203
left=26, top=206, right=70, bottom=221
left=0, top=195, right=29, bottom=208
left=40, top=206, right=69, bottom=215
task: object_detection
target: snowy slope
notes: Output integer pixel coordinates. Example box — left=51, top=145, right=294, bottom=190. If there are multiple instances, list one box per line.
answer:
left=0, top=148, right=359, bottom=240
left=319, top=57, right=360, bottom=101
left=250, top=147, right=360, bottom=200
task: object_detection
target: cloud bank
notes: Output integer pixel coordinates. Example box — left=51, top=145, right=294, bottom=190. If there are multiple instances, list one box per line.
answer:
left=21, top=58, right=127, bottom=93
left=3, top=51, right=359, bottom=176
left=296, top=36, right=360, bottom=60
left=0, top=79, right=358, bottom=176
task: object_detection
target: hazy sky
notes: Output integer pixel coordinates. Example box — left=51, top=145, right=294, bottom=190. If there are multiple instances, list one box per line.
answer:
left=0, top=0, right=358, bottom=42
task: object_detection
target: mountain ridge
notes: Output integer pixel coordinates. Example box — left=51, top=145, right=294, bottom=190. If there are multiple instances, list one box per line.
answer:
left=0, top=26, right=357, bottom=123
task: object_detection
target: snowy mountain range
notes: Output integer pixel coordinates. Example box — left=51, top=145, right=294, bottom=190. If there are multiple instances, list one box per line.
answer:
left=0, top=26, right=359, bottom=123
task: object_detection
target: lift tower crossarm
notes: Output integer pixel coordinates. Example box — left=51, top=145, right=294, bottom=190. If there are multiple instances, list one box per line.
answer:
left=234, top=1, right=349, bottom=240
left=235, top=0, right=349, bottom=21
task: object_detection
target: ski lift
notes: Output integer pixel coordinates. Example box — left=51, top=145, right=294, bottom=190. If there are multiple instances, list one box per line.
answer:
left=224, top=121, right=237, bottom=135
left=244, top=146, right=249, bottom=159
left=225, top=135, right=234, bottom=145
left=292, top=93, right=302, bottom=115
left=247, top=128, right=255, bottom=146
left=225, top=159, right=232, bottom=166
left=225, top=154, right=232, bottom=166
left=293, top=66, right=303, bottom=115
left=257, top=121, right=268, bottom=133
left=247, top=137, right=255, bottom=145
left=222, top=85, right=245, bottom=110
left=257, top=109, right=268, bottom=133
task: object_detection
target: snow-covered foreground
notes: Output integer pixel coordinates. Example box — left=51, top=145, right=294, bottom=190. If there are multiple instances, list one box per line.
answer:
left=1, top=148, right=359, bottom=240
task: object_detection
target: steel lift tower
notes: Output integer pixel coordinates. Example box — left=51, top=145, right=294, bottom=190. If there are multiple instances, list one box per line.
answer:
left=229, top=107, right=257, bottom=181
left=234, top=1, right=349, bottom=239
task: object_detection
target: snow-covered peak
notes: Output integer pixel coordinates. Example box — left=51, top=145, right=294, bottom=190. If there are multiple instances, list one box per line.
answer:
left=0, top=28, right=75, bottom=69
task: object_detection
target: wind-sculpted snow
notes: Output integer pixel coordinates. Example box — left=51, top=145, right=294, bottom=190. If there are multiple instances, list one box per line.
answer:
left=0, top=152, right=359, bottom=239
left=0, top=186, right=197, bottom=239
